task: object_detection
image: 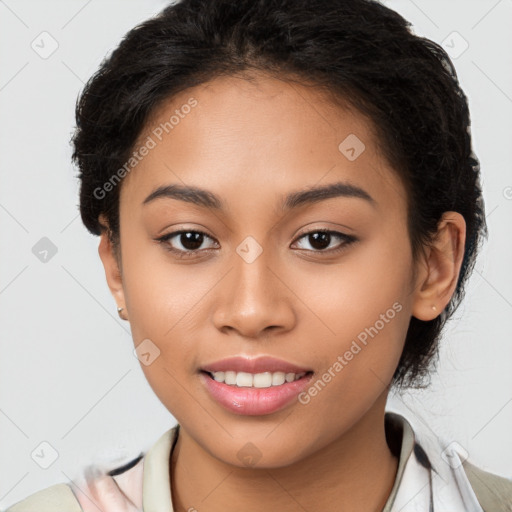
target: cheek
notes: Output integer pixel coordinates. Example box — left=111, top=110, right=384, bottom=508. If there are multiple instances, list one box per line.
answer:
left=300, top=229, right=413, bottom=341
left=120, top=229, right=206, bottom=336
left=121, top=246, right=204, bottom=414
left=294, top=230, right=413, bottom=402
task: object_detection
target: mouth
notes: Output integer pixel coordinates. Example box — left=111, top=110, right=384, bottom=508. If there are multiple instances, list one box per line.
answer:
left=201, top=370, right=314, bottom=388
left=199, top=369, right=315, bottom=416
left=199, top=355, right=315, bottom=415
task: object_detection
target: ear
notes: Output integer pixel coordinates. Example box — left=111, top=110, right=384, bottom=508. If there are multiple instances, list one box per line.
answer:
left=411, top=211, right=466, bottom=321
left=97, top=214, right=128, bottom=321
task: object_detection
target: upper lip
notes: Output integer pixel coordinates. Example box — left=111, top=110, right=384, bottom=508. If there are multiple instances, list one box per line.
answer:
left=201, top=356, right=313, bottom=374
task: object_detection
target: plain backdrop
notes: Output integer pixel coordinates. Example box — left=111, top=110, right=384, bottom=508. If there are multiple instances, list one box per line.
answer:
left=1, top=0, right=511, bottom=508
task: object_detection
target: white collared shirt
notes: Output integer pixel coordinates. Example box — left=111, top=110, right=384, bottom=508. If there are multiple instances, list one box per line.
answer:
left=5, top=410, right=512, bottom=511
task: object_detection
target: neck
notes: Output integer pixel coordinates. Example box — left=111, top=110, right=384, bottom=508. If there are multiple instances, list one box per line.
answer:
left=170, top=393, right=399, bottom=512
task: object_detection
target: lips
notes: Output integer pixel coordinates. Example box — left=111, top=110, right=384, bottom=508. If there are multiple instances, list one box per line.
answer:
left=201, top=355, right=313, bottom=374
left=199, top=356, right=315, bottom=415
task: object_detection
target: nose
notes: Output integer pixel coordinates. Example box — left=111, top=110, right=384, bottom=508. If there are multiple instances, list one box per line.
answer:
left=212, top=247, right=296, bottom=339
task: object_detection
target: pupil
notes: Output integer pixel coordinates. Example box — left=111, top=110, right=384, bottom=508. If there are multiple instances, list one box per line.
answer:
left=181, top=232, right=203, bottom=250
left=309, top=232, right=330, bottom=250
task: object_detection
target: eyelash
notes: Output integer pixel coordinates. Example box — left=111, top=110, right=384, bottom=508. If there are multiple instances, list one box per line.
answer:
left=155, top=229, right=357, bottom=259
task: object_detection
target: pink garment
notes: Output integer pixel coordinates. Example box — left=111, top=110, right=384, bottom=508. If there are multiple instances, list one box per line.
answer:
left=73, top=457, right=145, bottom=512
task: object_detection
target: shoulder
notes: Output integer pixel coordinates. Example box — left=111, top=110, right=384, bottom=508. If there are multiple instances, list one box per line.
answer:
left=3, top=454, right=145, bottom=512
left=3, top=425, right=179, bottom=512
left=462, top=459, right=512, bottom=511
left=3, top=483, right=83, bottom=512
left=386, top=409, right=512, bottom=510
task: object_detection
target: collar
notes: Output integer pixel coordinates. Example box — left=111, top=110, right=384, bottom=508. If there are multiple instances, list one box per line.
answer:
left=384, top=407, right=484, bottom=511
left=141, top=423, right=178, bottom=512
left=139, top=410, right=484, bottom=511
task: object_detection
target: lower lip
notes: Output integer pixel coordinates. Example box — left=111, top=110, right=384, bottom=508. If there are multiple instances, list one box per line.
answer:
left=200, top=371, right=314, bottom=416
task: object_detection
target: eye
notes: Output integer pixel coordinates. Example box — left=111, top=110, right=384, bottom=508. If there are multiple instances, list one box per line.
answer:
left=292, top=229, right=357, bottom=254
left=155, top=229, right=218, bottom=257
left=155, top=228, right=356, bottom=259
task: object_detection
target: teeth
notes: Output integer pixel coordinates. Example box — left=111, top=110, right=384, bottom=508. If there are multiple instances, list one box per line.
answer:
left=236, top=372, right=253, bottom=387
left=209, top=370, right=307, bottom=387
left=224, top=371, right=236, bottom=385
left=272, top=372, right=286, bottom=386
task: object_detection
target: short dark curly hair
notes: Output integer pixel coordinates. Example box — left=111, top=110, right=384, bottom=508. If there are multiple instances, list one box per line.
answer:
left=71, top=0, right=487, bottom=389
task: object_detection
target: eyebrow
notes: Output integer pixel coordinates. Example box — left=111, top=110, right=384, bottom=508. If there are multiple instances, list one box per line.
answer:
left=142, top=181, right=376, bottom=211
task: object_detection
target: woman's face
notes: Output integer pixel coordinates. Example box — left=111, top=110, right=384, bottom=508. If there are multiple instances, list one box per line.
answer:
left=104, top=73, right=425, bottom=467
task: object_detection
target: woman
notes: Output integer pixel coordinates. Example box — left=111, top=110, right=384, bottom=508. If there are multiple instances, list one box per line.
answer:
left=5, top=0, right=512, bottom=510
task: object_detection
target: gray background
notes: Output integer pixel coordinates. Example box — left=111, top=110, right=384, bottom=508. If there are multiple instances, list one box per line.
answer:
left=1, top=0, right=511, bottom=508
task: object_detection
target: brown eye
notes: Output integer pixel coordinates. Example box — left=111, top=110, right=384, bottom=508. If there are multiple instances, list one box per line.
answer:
left=176, top=231, right=205, bottom=250
left=155, top=230, right=218, bottom=256
left=306, top=232, right=331, bottom=250
left=293, top=230, right=357, bottom=254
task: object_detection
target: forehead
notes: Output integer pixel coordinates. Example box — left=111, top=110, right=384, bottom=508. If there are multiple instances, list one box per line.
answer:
left=120, top=72, right=406, bottom=214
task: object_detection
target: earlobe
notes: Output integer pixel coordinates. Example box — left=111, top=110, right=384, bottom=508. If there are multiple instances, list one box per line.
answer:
left=411, top=212, right=466, bottom=321
left=97, top=216, right=128, bottom=321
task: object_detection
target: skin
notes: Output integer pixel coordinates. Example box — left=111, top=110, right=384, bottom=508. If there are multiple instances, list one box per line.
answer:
left=98, top=72, right=466, bottom=512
